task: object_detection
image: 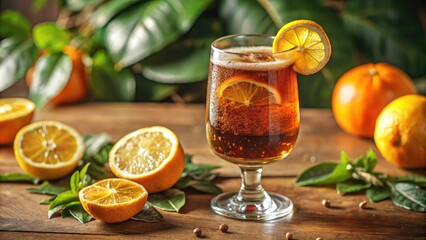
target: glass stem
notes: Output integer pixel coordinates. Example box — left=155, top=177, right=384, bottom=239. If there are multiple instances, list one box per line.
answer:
left=237, top=166, right=268, bottom=202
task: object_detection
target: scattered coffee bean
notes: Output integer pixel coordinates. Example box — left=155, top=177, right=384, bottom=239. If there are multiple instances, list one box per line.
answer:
left=316, top=237, right=323, bottom=240
left=359, top=200, right=368, bottom=209
left=219, top=223, right=229, bottom=233
left=193, top=228, right=202, bottom=237
left=285, top=232, right=293, bottom=240
left=322, top=199, right=331, bottom=208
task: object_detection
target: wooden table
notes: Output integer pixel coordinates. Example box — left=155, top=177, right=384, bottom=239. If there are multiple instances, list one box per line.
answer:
left=0, top=103, right=425, bottom=239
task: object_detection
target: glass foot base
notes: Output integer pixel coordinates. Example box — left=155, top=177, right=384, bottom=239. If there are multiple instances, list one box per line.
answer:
left=211, top=192, right=293, bottom=221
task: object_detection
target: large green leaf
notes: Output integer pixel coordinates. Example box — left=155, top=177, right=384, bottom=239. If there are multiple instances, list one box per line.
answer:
left=141, top=39, right=213, bottom=84
left=104, top=0, right=213, bottom=68
left=90, top=50, right=135, bottom=101
left=0, top=10, right=31, bottom=39
left=140, top=13, right=219, bottom=84
left=0, top=38, right=38, bottom=92
left=88, top=0, right=140, bottom=29
left=219, top=0, right=276, bottom=34
left=343, top=0, right=426, bottom=78
left=219, top=0, right=356, bottom=108
left=29, top=53, right=72, bottom=109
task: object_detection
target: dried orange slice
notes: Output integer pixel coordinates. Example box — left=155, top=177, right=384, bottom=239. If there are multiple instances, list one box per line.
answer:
left=0, top=98, right=35, bottom=145
left=273, top=19, right=331, bottom=75
left=79, top=178, right=148, bottom=223
left=13, top=121, right=84, bottom=180
left=217, top=74, right=281, bottom=106
left=108, top=126, right=185, bottom=193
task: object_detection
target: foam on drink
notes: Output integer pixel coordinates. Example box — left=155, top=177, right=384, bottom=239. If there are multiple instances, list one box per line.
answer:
left=211, top=46, right=292, bottom=71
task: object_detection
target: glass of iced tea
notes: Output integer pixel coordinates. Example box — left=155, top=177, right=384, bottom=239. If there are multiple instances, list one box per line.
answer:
left=206, top=34, right=299, bottom=220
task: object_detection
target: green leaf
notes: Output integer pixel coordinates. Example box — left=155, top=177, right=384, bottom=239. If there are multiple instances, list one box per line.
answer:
left=343, top=0, right=426, bottom=78
left=79, top=163, right=91, bottom=183
left=148, top=188, right=186, bottom=212
left=63, top=204, right=93, bottom=223
left=49, top=190, right=79, bottom=213
left=177, top=180, right=222, bottom=195
left=33, top=23, right=71, bottom=52
left=336, top=179, right=371, bottom=195
left=70, top=171, right=80, bottom=193
left=219, top=0, right=356, bottom=108
left=354, top=149, right=377, bottom=172
left=141, top=41, right=211, bottom=84
left=104, top=0, right=213, bottom=68
left=27, top=181, right=69, bottom=196
left=296, top=152, right=351, bottom=186
left=0, top=38, right=38, bottom=92
left=184, top=163, right=221, bottom=175
left=392, top=175, right=426, bottom=187
left=48, top=205, right=64, bottom=219
left=88, top=0, right=139, bottom=29
left=0, top=173, right=39, bottom=184
left=366, top=185, right=391, bottom=202
left=131, top=202, right=164, bottom=222
left=139, top=14, right=217, bottom=84
left=390, top=182, right=426, bottom=212
left=90, top=50, right=135, bottom=101
left=0, top=10, right=31, bottom=39
left=28, top=52, right=72, bottom=109
left=295, top=162, right=337, bottom=186
left=40, top=196, right=57, bottom=205
left=60, top=201, right=81, bottom=219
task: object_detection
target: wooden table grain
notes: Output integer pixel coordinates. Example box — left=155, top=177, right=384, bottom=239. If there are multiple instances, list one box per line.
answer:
left=1, top=103, right=425, bottom=239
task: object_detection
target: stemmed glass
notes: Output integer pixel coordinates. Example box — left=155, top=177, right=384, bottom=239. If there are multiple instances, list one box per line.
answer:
left=205, top=34, right=300, bottom=220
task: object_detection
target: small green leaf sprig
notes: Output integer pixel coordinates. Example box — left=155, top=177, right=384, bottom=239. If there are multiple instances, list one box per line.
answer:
left=296, top=149, right=426, bottom=212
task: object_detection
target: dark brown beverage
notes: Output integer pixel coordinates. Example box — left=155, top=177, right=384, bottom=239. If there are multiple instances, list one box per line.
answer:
left=206, top=46, right=299, bottom=165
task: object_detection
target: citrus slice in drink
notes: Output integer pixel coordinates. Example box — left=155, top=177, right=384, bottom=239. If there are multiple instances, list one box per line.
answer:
left=217, top=74, right=281, bottom=106
left=14, top=120, right=85, bottom=180
left=79, top=178, right=148, bottom=223
left=108, top=126, right=185, bottom=193
left=0, top=98, right=35, bottom=145
left=273, top=19, right=332, bottom=75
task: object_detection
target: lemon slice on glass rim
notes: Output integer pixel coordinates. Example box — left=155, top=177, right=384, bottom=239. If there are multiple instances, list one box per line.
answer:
left=273, top=19, right=332, bottom=75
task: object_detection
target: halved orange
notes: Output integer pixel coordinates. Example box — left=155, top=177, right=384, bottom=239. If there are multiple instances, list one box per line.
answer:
left=0, top=98, right=35, bottom=145
left=108, top=126, right=185, bottom=193
left=217, top=74, right=281, bottom=106
left=13, top=121, right=85, bottom=180
left=79, top=178, right=148, bottom=223
left=273, top=19, right=332, bottom=75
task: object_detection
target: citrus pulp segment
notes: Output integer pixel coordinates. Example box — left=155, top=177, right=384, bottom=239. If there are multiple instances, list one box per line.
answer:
left=79, top=178, right=148, bottom=223
left=217, top=75, right=281, bottom=106
left=13, top=120, right=84, bottom=180
left=108, top=126, right=185, bottom=193
left=0, top=98, right=35, bottom=145
left=273, top=19, right=331, bottom=75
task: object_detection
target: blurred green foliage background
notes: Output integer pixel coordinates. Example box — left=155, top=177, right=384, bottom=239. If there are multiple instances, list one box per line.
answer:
left=0, top=0, right=425, bottom=108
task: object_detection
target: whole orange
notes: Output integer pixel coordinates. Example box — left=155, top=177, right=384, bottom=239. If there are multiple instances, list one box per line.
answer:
left=332, top=63, right=417, bottom=138
left=26, top=46, right=88, bottom=105
left=374, top=95, right=426, bottom=168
